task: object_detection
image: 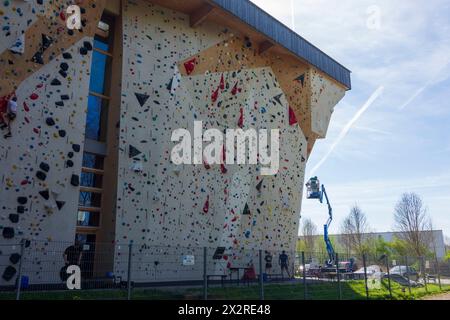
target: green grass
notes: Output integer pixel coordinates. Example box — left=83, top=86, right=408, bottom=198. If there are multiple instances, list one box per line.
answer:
left=0, top=281, right=448, bottom=300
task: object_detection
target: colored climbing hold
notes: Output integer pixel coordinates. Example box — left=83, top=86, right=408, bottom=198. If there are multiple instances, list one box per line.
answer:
left=184, top=58, right=196, bottom=75
left=238, top=107, right=244, bottom=128
left=211, top=87, right=219, bottom=103
left=135, top=93, right=150, bottom=107
left=273, top=93, right=283, bottom=106
left=256, top=179, right=264, bottom=192
left=129, top=145, right=142, bottom=158
left=295, top=74, right=305, bottom=87
left=219, top=74, right=225, bottom=91
left=203, top=195, right=210, bottom=214
left=289, top=106, right=297, bottom=126
left=231, top=82, right=242, bottom=95
left=243, top=203, right=251, bottom=215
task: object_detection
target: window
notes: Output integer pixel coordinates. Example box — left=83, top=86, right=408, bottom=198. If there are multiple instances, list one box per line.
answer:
left=77, top=211, right=100, bottom=227
left=85, top=14, right=114, bottom=143
left=79, top=191, right=102, bottom=208
left=86, top=95, right=109, bottom=141
left=82, top=153, right=104, bottom=170
left=76, top=13, right=116, bottom=237
left=81, top=171, right=103, bottom=188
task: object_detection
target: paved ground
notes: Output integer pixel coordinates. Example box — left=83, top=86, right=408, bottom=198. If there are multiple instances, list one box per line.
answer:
left=422, top=292, right=450, bottom=300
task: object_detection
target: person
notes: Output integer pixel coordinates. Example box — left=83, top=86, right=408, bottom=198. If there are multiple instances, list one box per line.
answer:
left=61, top=241, right=83, bottom=282
left=64, top=240, right=83, bottom=266
left=264, top=251, right=273, bottom=274
left=279, top=250, right=291, bottom=279
left=1, top=96, right=18, bottom=138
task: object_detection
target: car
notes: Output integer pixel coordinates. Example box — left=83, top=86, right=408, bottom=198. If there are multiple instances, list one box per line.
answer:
left=389, top=266, right=419, bottom=282
left=353, top=265, right=385, bottom=280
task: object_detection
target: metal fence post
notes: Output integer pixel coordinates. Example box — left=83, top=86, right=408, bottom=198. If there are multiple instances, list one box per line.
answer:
left=385, top=254, right=393, bottom=299
left=259, top=250, right=264, bottom=300
left=404, top=256, right=412, bottom=297
left=301, top=252, right=307, bottom=300
left=127, top=240, right=133, bottom=300
left=15, top=239, right=26, bottom=301
left=363, top=253, right=369, bottom=300
left=435, top=255, right=442, bottom=291
left=421, top=256, right=428, bottom=293
left=203, top=247, right=208, bottom=300
left=336, top=253, right=342, bottom=300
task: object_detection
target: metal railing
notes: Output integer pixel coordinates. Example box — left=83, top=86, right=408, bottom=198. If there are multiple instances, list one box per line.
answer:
left=0, top=239, right=448, bottom=300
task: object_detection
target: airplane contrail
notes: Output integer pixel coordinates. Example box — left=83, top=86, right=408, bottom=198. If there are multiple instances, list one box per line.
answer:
left=399, top=60, right=450, bottom=110
left=310, top=86, right=385, bottom=176
left=398, top=79, right=433, bottom=111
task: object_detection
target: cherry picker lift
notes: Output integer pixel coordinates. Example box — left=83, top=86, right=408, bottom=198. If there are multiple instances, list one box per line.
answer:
left=306, top=177, right=335, bottom=267
left=305, top=177, right=357, bottom=278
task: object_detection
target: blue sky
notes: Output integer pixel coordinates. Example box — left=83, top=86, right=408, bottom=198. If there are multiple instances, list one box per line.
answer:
left=251, top=0, right=450, bottom=240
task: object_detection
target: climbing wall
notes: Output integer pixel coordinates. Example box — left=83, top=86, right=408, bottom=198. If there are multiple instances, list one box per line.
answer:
left=0, top=0, right=105, bottom=285
left=113, top=0, right=309, bottom=281
left=310, top=69, right=346, bottom=139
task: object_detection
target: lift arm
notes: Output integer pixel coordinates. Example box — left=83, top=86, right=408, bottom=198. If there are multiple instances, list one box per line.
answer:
left=320, top=185, right=335, bottom=266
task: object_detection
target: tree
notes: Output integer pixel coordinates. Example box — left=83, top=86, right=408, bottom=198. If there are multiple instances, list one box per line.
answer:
left=393, top=193, right=432, bottom=257
left=300, top=218, right=317, bottom=254
left=445, top=252, right=450, bottom=262
left=340, top=205, right=369, bottom=255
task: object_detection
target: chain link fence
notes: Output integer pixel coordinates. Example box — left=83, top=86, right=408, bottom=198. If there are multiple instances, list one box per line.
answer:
left=0, top=239, right=448, bottom=300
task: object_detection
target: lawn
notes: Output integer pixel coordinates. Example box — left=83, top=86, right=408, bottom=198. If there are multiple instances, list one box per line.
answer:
left=0, top=281, right=448, bottom=300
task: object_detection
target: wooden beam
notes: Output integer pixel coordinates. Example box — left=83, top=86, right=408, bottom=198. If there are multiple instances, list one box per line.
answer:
left=80, top=187, right=103, bottom=194
left=190, top=4, right=216, bottom=28
left=258, top=40, right=274, bottom=55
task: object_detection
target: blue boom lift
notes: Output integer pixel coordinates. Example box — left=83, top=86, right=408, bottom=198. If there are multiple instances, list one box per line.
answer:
left=306, top=177, right=335, bottom=267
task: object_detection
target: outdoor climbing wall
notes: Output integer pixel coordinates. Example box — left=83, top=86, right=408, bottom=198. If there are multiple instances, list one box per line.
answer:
left=310, top=69, right=346, bottom=139
left=0, top=0, right=105, bottom=285
left=113, top=0, right=309, bottom=281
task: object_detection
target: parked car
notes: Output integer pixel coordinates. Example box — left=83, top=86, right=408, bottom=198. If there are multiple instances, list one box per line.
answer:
left=389, top=266, right=419, bottom=282
left=354, top=265, right=385, bottom=280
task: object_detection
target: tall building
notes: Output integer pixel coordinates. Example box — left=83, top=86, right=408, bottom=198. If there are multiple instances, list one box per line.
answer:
left=0, top=0, right=350, bottom=285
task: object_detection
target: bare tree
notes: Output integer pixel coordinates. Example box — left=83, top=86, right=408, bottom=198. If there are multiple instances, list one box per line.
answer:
left=340, top=205, right=369, bottom=255
left=301, top=218, right=317, bottom=254
left=394, top=193, right=432, bottom=257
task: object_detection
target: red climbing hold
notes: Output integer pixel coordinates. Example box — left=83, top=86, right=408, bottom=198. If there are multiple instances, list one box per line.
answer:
left=289, top=106, right=298, bottom=126
left=184, top=58, right=196, bottom=75
left=23, top=102, right=30, bottom=112
left=238, top=107, right=244, bottom=128
left=220, top=146, right=228, bottom=174
left=203, top=158, right=211, bottom=170
left=60, top=11, right=66, bottom=21
left=211, top=87, right=219, bottom=103
left=203, top=195, right=210, bottom=214
left=30, top=93, right=39, bottom=100
left=231, top=82, right=241, bottom=95
left=220, top=163, right=228, bottom=174
left=219, top=74, right=225, bottom=91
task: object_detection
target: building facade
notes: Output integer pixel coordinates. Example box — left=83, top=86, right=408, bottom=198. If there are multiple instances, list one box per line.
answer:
left=0, top=0, right=350, bottom=285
